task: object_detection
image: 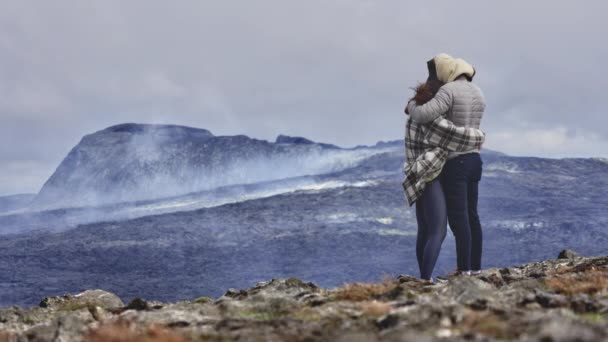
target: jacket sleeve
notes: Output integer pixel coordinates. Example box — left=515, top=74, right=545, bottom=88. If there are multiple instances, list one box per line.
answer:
left=406, top=86, right=453, bottom=124
left=423, top=117, right=485, bottom=152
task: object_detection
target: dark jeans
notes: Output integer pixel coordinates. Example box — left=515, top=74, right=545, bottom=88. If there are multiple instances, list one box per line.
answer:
left=415, top=178, right=447, bottom=280
left=440, top=153, right=483, bottom=271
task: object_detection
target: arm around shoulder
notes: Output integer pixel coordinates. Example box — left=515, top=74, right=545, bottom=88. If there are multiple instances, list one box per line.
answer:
left=424, top=117, right=485, bottom=152
left=407, top=86, right=453, bottom=124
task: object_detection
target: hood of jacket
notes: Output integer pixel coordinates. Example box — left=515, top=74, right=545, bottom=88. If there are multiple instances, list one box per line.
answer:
left=433, top=53, right=476, bottom=83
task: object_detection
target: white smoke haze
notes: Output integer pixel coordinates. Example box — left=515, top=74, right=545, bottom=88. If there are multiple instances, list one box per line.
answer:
left=0, top=127, right=402, bottom=237
left=0, top=161, right=388, bottom=235
left=487, top=127, right=608, bottom=159
left=27, top=122, right=396, bottom=211
left=100, top=179, right=379, bottom=223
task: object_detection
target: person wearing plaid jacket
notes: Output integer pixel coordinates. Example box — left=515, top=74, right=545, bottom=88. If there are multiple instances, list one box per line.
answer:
left=402, top=116, right=485, bottom=207
left=403, top=110, right=485, bottom=282
left=403, top=56, right=485, bottom=283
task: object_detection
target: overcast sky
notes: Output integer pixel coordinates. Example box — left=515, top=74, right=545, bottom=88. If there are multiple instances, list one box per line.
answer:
left=1, top=1, right=607, bottom=195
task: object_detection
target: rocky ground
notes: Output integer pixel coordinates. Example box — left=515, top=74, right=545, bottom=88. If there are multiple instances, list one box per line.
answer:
left=1, top=250, right=607, bottom=342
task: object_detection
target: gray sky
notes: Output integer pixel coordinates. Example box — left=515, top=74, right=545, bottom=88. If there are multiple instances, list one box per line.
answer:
left=1, top=1, right=607, bottom=195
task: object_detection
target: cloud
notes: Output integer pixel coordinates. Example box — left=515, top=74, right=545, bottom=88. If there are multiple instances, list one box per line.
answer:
left=0, top=160, right=56, bottom=195
left=0, top=0, right=607, bottom=194
left=486, top=127, right=608, bottom=158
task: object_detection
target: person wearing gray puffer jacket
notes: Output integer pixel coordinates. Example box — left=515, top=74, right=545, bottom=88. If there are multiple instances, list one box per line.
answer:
left=406, top=53, right=486, bottom=276
left=406, top=55, right=486, bottom=159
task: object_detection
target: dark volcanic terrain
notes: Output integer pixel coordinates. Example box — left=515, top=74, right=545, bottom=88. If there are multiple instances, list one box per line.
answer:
left=1, top=123, right=607, bottom=309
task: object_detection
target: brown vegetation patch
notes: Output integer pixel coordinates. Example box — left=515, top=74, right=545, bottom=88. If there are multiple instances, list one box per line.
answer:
left=290, top=306, right=323, bottom=322
left=359, top=300, right=393, bottom=317
left=330, top=275, right=398, bottom=302
left=0, top=331, right=15, bottom=342
left=84, top=320, right=184, bottom=342
left=550, top=264, right=575, bottom=275
left=570, top=259, right=608, bottom=273
left=545, top=269, right=608, bottom=296
left=459, top=311, right=513, bottom=339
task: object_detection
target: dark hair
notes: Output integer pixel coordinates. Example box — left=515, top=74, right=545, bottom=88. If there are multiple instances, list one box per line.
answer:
left=410, top=79, right=445, bottom=105
left=410, top=58, right=446, bottom=104
left=405, top=58, right=445, bottom=114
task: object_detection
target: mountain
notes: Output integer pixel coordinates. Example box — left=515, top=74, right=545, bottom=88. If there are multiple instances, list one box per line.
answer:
left=0, top=252, right=606, bottom=341
left=31, top=123, right=378, bottom=209
left=275, top=134, right=339, bottom=149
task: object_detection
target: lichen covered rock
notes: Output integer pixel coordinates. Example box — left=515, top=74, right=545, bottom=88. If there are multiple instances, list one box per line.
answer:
left=0, top=252, right=607, bottom=341
left=39, top=289, right=124, bottom=311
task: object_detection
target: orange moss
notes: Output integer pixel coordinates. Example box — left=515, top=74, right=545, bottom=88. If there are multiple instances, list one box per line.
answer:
left=0, top=331, right=15, bottom=342
left=84, top=320, right=184, bottom=342
left=545, top=269, right=608, bottom=296
left=551, top=264, right=575, bottom=275
left=359, top=300, right=393, bottom=317
left=331, top=275, right=398, bottom=302
left=459, top=311, right=512, bottom=339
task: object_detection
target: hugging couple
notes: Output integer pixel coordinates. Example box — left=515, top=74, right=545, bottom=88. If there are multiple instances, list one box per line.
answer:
left=403, top=53, right=486, bottom=284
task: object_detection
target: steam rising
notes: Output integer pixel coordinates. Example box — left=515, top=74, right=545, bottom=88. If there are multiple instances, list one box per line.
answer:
left=30, top=124, right=393, bottom=210
left=0, top=124, right=401, bottom=234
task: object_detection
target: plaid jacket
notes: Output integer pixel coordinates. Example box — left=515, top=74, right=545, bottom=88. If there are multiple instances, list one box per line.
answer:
left=402, top=116, right=485, bottom=206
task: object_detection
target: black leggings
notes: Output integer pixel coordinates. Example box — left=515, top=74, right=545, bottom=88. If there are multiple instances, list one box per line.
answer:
left=415, top=178, right=447, bottom=280
left=441, top=153, right=483, bottom=271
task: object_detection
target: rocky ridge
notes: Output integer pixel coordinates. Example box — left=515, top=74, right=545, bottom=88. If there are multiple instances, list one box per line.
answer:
left=31, top=123, right=368, bottom=209
left=0, top=250, right=607, bottom=341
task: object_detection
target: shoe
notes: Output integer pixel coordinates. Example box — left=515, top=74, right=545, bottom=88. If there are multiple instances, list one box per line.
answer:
left=416, top=276, right=435, bottom=285
left=422, top=277, right=435, bottom=286
left=436, top=269, right=464, bottom=281
left=470, top=270, right=482, bottom=275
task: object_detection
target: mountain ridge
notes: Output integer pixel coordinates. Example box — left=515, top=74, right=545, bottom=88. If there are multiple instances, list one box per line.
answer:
left=32, top=123, right=378, bottom=209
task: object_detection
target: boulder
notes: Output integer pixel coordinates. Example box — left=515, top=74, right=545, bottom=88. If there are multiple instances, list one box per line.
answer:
left=558, top=249, right=580, bottom=260
left=39, top=289, right=124, bottom=311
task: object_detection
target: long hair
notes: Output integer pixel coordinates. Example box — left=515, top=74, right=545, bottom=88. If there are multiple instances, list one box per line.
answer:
left=410, top=79, right=445, bottom=105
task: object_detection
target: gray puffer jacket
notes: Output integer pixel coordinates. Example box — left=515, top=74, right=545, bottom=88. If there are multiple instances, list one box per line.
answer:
left=406, top=78, right=486, bottom=159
